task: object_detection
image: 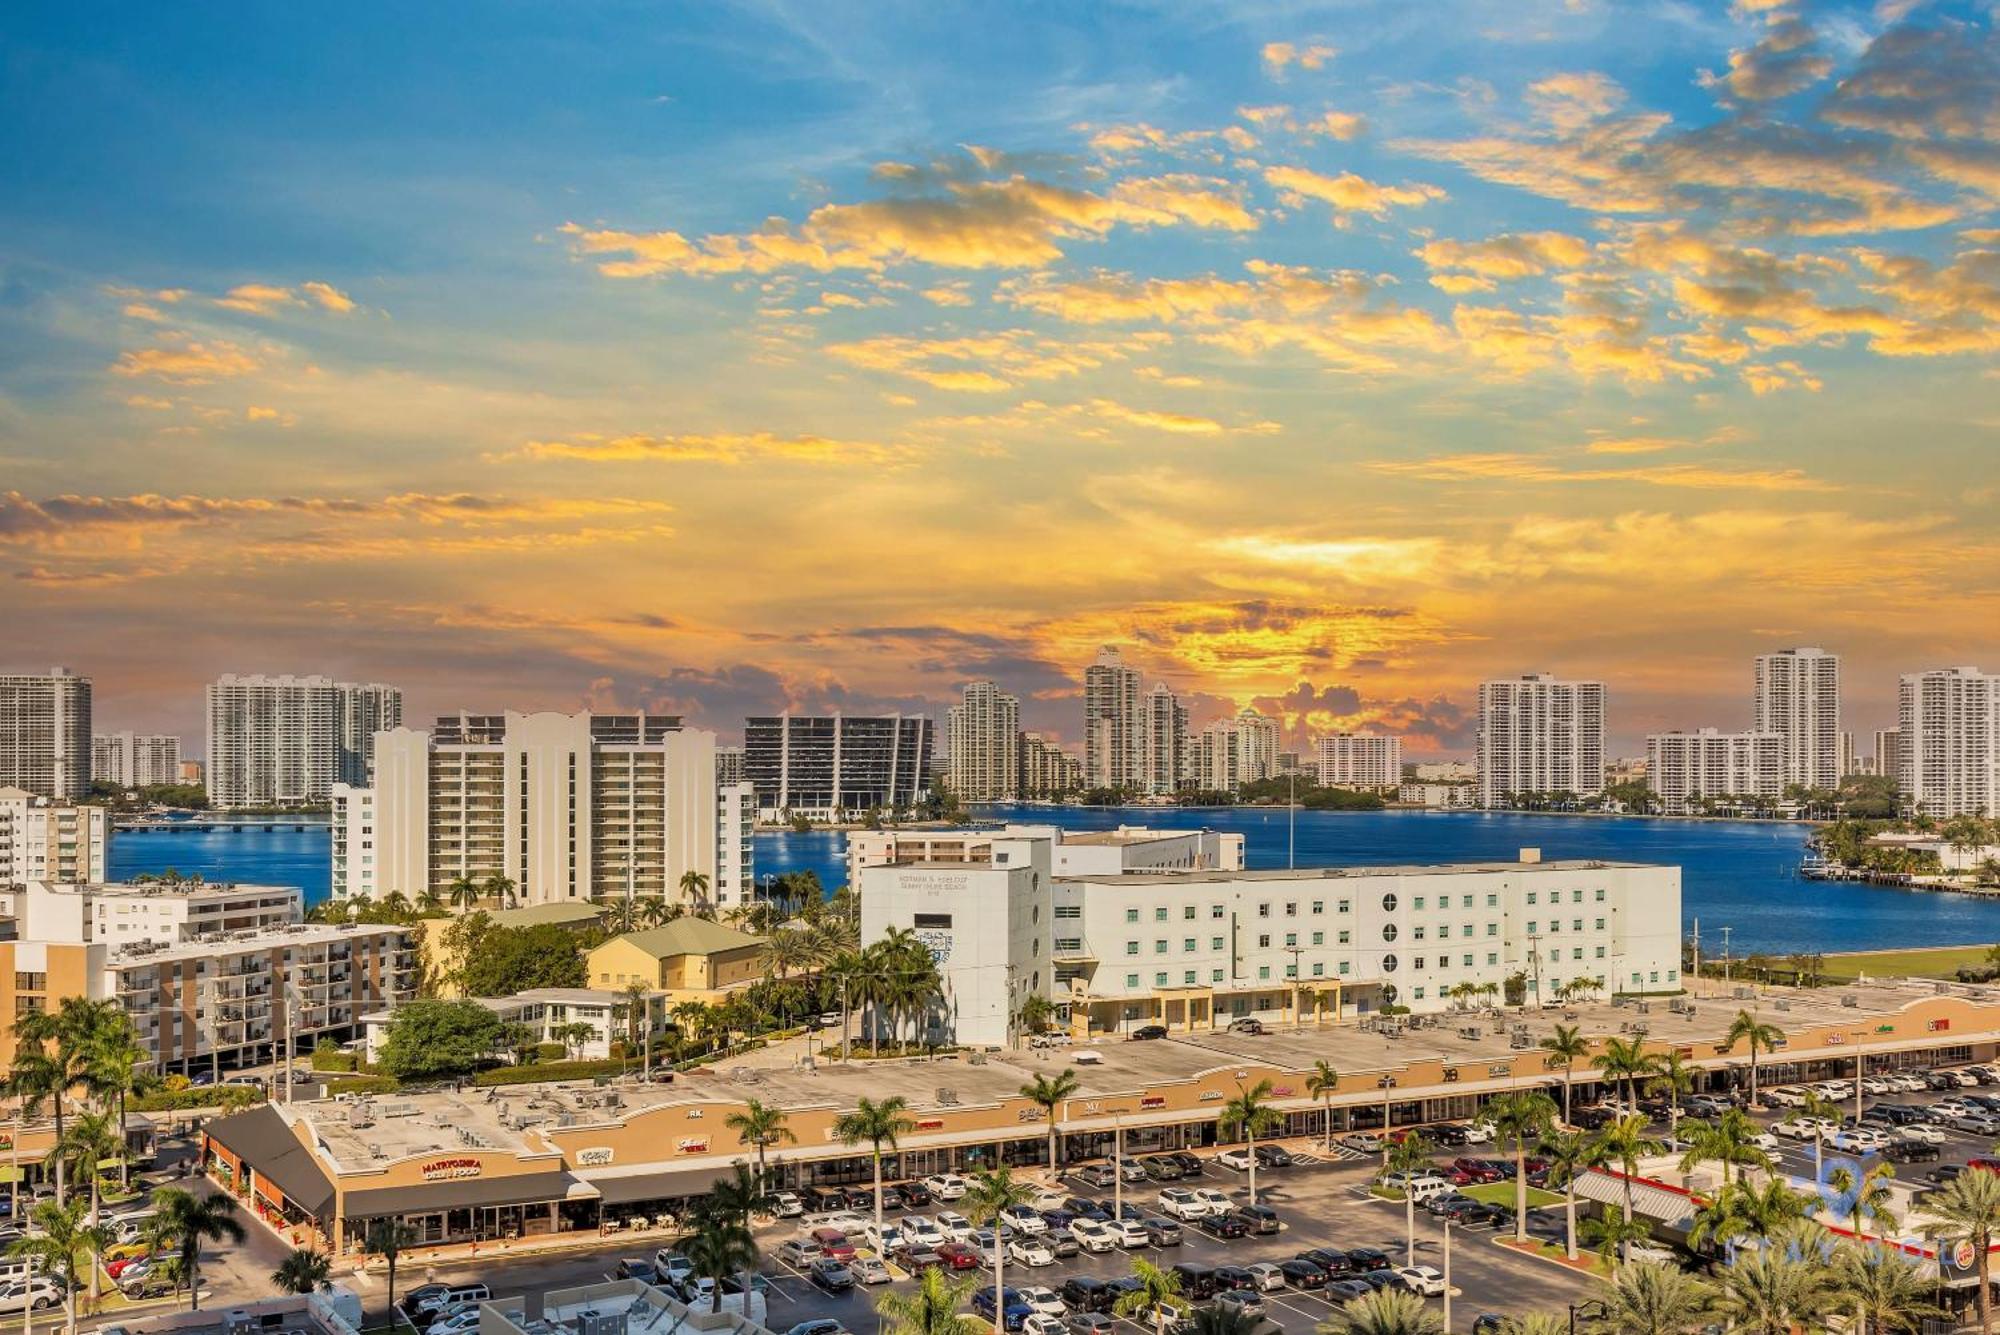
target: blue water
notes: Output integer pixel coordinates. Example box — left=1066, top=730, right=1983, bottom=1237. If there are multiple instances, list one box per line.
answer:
left=105, top=806, right=2000, bottom=956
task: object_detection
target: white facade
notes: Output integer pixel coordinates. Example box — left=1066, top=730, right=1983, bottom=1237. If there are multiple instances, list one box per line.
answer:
left=1234, top=710, right=1280, bottom=785
left=1396, top=783, right=1477, bottom=809
left=0, top=788, right=107, bottom=886
left=1413, top=761, right=1477, bottom=782
left=1083, top=647, right=1144, bottom=790
left=1142, top=683, right=1188, bottom=797
left=364, top=987, right=635, bottom=1064
left=332, top=712, right=749, bottom=908
left=204, top=674, right=403, bottom=808
left=845, top=822, right=1244, bottom=887
left=1476, top=673, right=1606, bottom=808
left=1899, top=667, right=2000, bottom=819
left=1316, top=733, right=1403, bottom=789
left=1875, top=729, right=1903, bottom=788
left=1644, top=729, right=1784, bottom=814
left=4, top=878, right=301, bottom=945
left=91, top=732, right=182, bottom=788
left=947, top=680, right=1020, bottom=802
left=0, top=668, right=91, bottom=800
left=1754, top=648, right=1842, bottom=791
left=861, top=850, right=1682, bottom=1045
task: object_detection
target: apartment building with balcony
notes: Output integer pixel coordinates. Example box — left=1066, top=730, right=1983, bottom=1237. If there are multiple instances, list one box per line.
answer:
left=0, top=787, right=107, bottom=887
left=743, top=712, right=933, bottom=820
left=0, top=668, right=91, bottom=800
left=1315, top=733, right=1403, bottom=789
left=1644, top=728, right=1785, bottom=814
left=91, top=732, right=183, bottom=789
left=1476, top=673, right=1607, bottom=808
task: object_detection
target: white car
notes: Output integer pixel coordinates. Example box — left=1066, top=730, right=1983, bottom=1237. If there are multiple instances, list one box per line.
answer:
left=1110, top=1218, right=1152, bottom=1248
left=1763, top=1088, right=1807, bottom=1109
left=934, top=1211, right=976, bottom=1242
left=1627, top=1244, right=1679, bottom=1267
left=1245, top=1262, right=1287, bottom=1292
left=1023, top=1318, right=1067, bottom=1335
left=0, top=1282, right=60, bottom=1315
left=1070, top=1218, right=1118, bottom=1253
left=1461, top=1122, right=1496, bottom=1145
left=1892, top=1072, right=1929, bottom=1092
left=770, top=1190, right=805, bottom=1218
left=1192, top=1187, right=1233, bottom=1215
left=1902, top=1123, right=1949, bottom=1144
left=1861, top=1076, right=1895, bottom=1095
left=1000, top=1204, right=1048, bottom=1235
left=1017, top=1288, right=1064, bottom=1316
left=431, top=1314, right=482, bottom=1335
left=904, top=1218, right=946, bottom=1248
left=1776, top=1117, right=1836, bottom=1141
left=1394, top=1265, right=1447, bottom=1296
left=1829, top=1129, right=1889, bottom=1153
left=1951, top=1070, right=1982, bottom=1087
left=863, top=1225, right=907, bottom=1255
left=922, top=1174, right=968, bottom=1201
left=1813, top=1081, right=1850, bottom=1099
left=1750, top=1132, right=1782, bottom=1153
left=1008, top=1238, right=1056, bottom=1268
left=1158, top=1188, right=1213, bottom=1221
left=1953, top=1111, right=2000, bottom=1135
left=850, top=1256, right=891, bottom=1285
left=1026, top=1187, right=1069, bottom=1211
left=1216, top=1148, right=1256, bottom=1171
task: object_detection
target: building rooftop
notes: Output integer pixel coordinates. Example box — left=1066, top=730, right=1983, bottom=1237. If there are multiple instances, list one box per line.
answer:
left=108, top=919, right=407, bottom=966
left=603, top=919, right=761, bottom=959
left=484, top=902, right=607, bottom=930
left=1058, top=858, right=1658, bottom=885
left=1061, top=827, right=1210, bottom=847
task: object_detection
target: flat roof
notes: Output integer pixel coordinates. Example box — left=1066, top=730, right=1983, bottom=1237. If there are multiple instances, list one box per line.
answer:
left=1060, top=858, right=1661, bottom=885
left=1061, top=830, right=1206, bottom=847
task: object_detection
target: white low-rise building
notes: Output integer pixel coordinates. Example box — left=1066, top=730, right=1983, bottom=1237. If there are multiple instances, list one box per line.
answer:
left=860, top=847, right=1681, bottom=1047
left=1396, top=782, right=1477, bottom=809
left=845, top=822, right=1243, bottom=887
left=0, top=877, right=300, bottom=945
left=0, top=787, right=107, bottom=887
left=363, top=986, right=645, bottom=1064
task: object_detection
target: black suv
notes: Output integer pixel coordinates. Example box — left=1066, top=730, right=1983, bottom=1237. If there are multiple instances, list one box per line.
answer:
left=1887, top=1140, right=1941, bottom=1163
left=1171, top=1264, right=1220, bottom=1300
left=1168, top=1151, right=1205, bottom=1175
left=1233, top=1204, right=1282, bottom=1235
left=1199, top=1213, right=1248, bottom=1240
left=1131, top=1024, right=1169, bottom=1041
left=1061, top=1277, right=1115, bottom=1313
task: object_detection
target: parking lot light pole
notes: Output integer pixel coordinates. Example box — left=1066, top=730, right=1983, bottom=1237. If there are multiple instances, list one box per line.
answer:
left=1378, top=1075, right=1398, bottom=1171
left=1110, top=1107, right=1130, bottom=1222
left=1442, top=1216, right=1452, bottom=1334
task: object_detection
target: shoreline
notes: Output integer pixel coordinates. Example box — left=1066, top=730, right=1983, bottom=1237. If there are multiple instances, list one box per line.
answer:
left=756, top=805, right=1823, bottom=833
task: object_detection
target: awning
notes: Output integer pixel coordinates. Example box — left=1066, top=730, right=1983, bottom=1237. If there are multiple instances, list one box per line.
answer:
left=343, top=1170, right=596, bottom=1220
left=202, top=1105, right=336, bottom=1220
left=585, top=1166, right=736, bottom=1207
left=1573, top=1170, right=1696, bottom=1232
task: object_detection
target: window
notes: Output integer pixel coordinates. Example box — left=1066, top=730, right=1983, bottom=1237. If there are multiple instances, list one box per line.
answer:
left=1572, top=918, right=1583, bottom=931
left=1155, top=940, right=1168, bottom=954
left=1338, top=898, right=1351, bottom=913
left=1126, top=973, right=1140, bottom=988
left=1284, top=932, right=1297, bottom=948
left=1527, top=892, right=1537, bottom=905
left=1486, top=923, right=1498, bottom=936
left=1183, top=905, right=1196, bottom=920
left=1155, top=907, right=1169, bottom=922
left=1595, top=946, right=1606, bottom=958
left=1381, top=954, right=1398, bottom=972
left=1462, top=894, right=1473, bottom=908
left=1285, top=902, right=1297, bottom=916
left=1527, top=921, right=1538, bottom=935
left=1126, top=941, right=1140, bottom=956
left=1125, top=908, right=1140, bottom=923
left=1338, top=930, right=1351, bottom=944
left=12, top=972, right=45, bottom=992
left=1211, top=968, right=1225, bottom=982
left=1486, top=894, right=1498, bottom=907
left=1156, top=972, right=1169, bottom=987
left=914, top=913, right=952, bottom=929
left=1311, top=931, right=1324, bottom=946
left=1257, top=934, right=1272, bottom=949
left=1211, top=936, right=1225, bottom=950
left=1595, top=889, right=1606, bottom=902
left=1285, top=962, right=1298, bottom=978
left=1183, top=938, right=1196, bottom=952
left=1572, top=948, right=1583, bottom=961
left=1487, top=952, right=1499, bottom=966
left=1211, top=905, right=1226, bottom=919
left=1413, top=926, right=1427, bottom=940
left=1414, top=957, right=1426, bottom=970
left=1381, top=923, right=1399, bottom=942
left=1414, top=896, right=1426, bottom=910
left=1339, top=961, right=1352, bottom=975
left=1414, top=987, right=1426, bottom=1000
left=1572, top=890, right=1584, bottom=903
left=1381, top=893, right=1398, bottom=912
left=1312, top=962, right=1325, bottom=976
left=1594, top=918, right=1606, bottom=931
left=1438, top=924, right=1450, bottom=939
left=1054, top=905, right=1081, bottom=919
left=1463, top=954, right=1474, bottom=967
left=1184, top=970, right=1197, bottom=985
left=1258, top=903, right=1271, bottom=918
left=1311, top=900, right=1324, bottom=914
left=1258, top=965, right=1271, bottom=980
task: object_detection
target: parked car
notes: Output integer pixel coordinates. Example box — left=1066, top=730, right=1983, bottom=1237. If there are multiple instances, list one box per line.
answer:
left=900, top=1181, right=934, bottom=1208
left=1199, top=1212, right=1248, bottom=1239
left=1244, top=1262, right=1287, bottom=1292
left=1215, top=1148, right=1255, bottom=1172
left=923, top=1173, right=969, bottom=1200
left=1140, top=1216, right=1183, bottom=1246
left=614, top=1258, right=658, bottom=1283
left=807, top=1260, right=855, bottom=1293
left=1233, top=1204, right=1282, bottom=1235
left=1297, top=1248, right=1353, bottom=1277
left=1130, top=1025, right=1169, bottom=1041
left=769, top=1191, right=805, bottom=1218
left=808, top=1229, right=857, bottom=1262
left=1023, top=1318, right=1067, bottom=1335
left=1009, top=1238, right=1056, bottom=1268
left=1430, top=1124, right=1471, bottom=1147
left=1452, top=1157, right=1506, bottom=1183
left=1142, top=1155, right=1186, bottom=1181
left=1069, top=1219, right=1117, bottom=1253
left=1109, top=1218, right=1152, bottom=1248
left=971, top=1288, right=1034, bottom=1333
left=1394, top=1265, right=1448, bottom=1296
left=1342, top=1131, right=1385, bottom=1153
left=1347, top=1247, right=1392, bottom=1271
left=1016, top=1287, right=1065, bottom=1317
left=1158, top=1189, right=1212, bottom=1221
left=1277, top=1259, right=1327, bottom=1290
left=937, top=1242, right=984, bottom=1271
left=850, top=1256, right=891, bottom=1285
left=1227, top=1018, right=1265, bottom=1035
left=1065, top=1317, right=1116, bottom=1335
left=786, top=1323, right=849, bottom=1335
left=1168, top=1152, right=1205, bottom=1175
left=1069, top=1163, right=1118, bottom=1189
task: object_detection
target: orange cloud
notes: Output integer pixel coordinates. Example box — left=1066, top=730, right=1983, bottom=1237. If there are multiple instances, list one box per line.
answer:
left=110, top=337, right=261, bottom=384
left=1261, top=42, right=1336, bottom=78
left=1263, top=165, right=1446, bottom=218
left=497, top=432, right=913, bottom=467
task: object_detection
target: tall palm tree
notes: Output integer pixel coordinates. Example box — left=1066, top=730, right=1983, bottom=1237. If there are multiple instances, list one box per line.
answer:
left=446, top=874, right=480, bottom=910
left=1678, top=1108, right=1772, bottom=1188
left=479, top=872, right=517, bottom=909
left=1594, top=1035, right=1655, bottom=1109
left=47, top=1109, right=120, bottom=1307
left=675, top=1210, right=758, bottom=1316
left=1836, top=1242, right=1946, bottom=1335
left=1593, top=1114, right=1664, bottom=1263
left=1600, top=1261, right=1715, bottom=1335
left=1689, top=1178, right=1811, bottom=1255
left=873, top=1265, right=985, bottom=1335
left=1487, top=1090, right=1558, bottom=1242
left=1307, top=1060, right=1340, bottom=1152
left=1726, top=1010, right=1786, bottom=1108
left=8, top=1200, right=109, bottom=1335
left=1789, top=1088, right=1844, bottom=1181
left=271, top=1248, right=332, bottom=1294
left=637, top=896, right=672, bottom=928
left=1540, top=1023, right=1590, bottom=1123
left=85, top=1006, right=155, bottom=1195
left=832, top=1095, right=916, bottom=1235
left=414, top=888, right=445, bottom=915
left=1714, top=1235, right=1841, bottom=1335
left=1321, top=1286, right=1443, bottom=1335
left=8, top=999, right=105, bottom=1207
left=962, top=1168, right=1036, bottom=1335
left=1111, top=1257, right=1187, bottom=1335
left=678, top=869, right=711, bottom=912
left=146, top=1187, right=246, bottom=1312
left=724, top=1099, right=796, bottom=1183
left=1646, top=1050, right=1695, bottom=1148
left=1538, top=1128, right=1600, bottom=1262
left=1581, top=1202, right=1655, bottom=1267
left=1825, top=1160, right=1897, bottom=1242
left=1019, top=1069, right=1080, bottom=1176
left=1220, top=1078, right=1283, bottom=1207
left=1924, top=1169, right=2000, bottom=1335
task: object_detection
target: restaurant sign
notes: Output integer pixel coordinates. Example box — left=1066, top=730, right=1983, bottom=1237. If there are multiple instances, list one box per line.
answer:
left=420, top=1157, right=481, bottom=1181
left=677, top=1138, right=710, bottom=1155
left=1139, top=1096, right=1166, bottom=1110
left=577, top=1148, right=614, bottom=1167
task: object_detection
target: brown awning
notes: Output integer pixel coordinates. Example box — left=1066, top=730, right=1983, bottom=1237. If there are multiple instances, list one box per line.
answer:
left=343, top=1170, right=596, bottom=1219
left=588, top=1166, right=735, bottom=1206
left=202, top=1105, right=335, bottom=1220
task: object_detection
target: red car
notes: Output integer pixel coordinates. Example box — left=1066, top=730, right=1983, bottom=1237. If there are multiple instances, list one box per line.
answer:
left=1967, top=1158, right=2000, bottom=1175
left=937, top=1242, right=983, bottom=1271
left=1451, top=1158, right=1503, bottom=1184
left=105, top=1254, right=153, bottom=1279
left=808, top=1228, right=857, bottom=1262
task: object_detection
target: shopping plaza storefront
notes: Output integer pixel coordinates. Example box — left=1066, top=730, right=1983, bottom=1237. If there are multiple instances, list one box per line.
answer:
left=197, top=988, right=2000, bottom=1254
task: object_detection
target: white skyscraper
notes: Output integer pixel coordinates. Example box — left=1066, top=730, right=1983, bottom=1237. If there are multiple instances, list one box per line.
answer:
left=205, top=674, right=403, bottom=808
left=1899, top=667, right=2000, bottom=819
left=92, top=732, right=183, bottom=788
left=1234, top=708, right=1281, bottom=784
left=1082, top=647, right=1143, bottom=790
left=1142, top=683, right=1188, bottom=797
left=1753, top=648, right=1842, bottom=791
left=947, top=680, right=1021, bottom=802
left=1316, top=733, right=1403, bottom=788
left=1875, top=728, right=1903, bottom=788
left=1476, top=673, right=1607, bottom=808
left=0, top=668, right=92, bottom=800
left=1645, top=728, right=1784, bottom=814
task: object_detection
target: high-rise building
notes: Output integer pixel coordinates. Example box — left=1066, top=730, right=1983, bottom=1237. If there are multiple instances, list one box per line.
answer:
left=1234, top=709, right=1280, bottom=784
left=1315, top=733, right=1403, bottom=788
left=0, top=788, right=108, bottom=886
left=1899, top=667, right=2000, bottom=819
left=1192, top=718, right=1238, bottom=790
left=947, top=681, right=1020, bottom=802
left=1838, top=731, right=1858, bottom=779
left=1142, top=683, right=1188, bottom=797
left=742, top=714, right=932, bottom=820
left=0, top=668, right=91, bottom=800
left=204, top=674, right=402, bottom=808
left=1753, top=648, right=1842, bottom=791
left=1874, top=729, right=1903, bottom=788
left=331, top=711, right=753, bottom=908
left=91, top=732, right=183, bottom=789
left=1644, top=729, right=1784, bottom=814
left=1082, top=647, right=1143, bottom=790
left=1018, top=733, right=1083, bottom=798
left=1476, top=673, right=1607, bottom=808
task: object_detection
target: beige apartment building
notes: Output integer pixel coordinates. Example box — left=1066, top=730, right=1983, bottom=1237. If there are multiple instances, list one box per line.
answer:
left=0, top=788, right=107, bottom=886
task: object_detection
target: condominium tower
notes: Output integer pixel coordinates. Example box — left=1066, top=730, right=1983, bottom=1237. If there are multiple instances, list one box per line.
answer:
left=1644, top=729, right=1784, bottom=815
left=947, top=680, right=1020, bottom=802
left=1476, top=673, right=1606, bottom=808
left=1898, top=667, right=1999, bottom=819
left=1019, top=733, right=1083, bottom=798
left=1142, top=683, right=1189, bottom=797
left=743, top=714, right=933, bottom=820
left=1315, top=733, right=1403, bottom=789
left=1875, top=729, right=1903, bottom=788
left=1082, top=647, right=1144, bottom=790
left=0, top=668, right=91, bottom=800
left=92, top=732, right=183, bottom=789
left=1753, top=648, right=1842, bottom=791
left=205, top=674, right=403, bottom=808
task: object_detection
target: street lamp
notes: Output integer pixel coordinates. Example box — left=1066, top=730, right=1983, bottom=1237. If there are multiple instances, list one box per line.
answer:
left=1108, top=1106, right=1132, bottom=1223
left=1569, top=1298, right=1609, bottom=1335
left=1377, top=1075, right=1398, bottom=1171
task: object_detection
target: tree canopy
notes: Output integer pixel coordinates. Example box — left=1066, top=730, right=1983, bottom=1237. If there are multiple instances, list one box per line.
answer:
left=376, top=1000, right=505, bottom=1080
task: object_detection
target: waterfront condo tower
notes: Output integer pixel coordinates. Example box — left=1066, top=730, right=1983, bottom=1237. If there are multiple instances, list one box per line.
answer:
left=1475, top=673, right=1606, bottom=808
left=0, top=667, right=91, bottom=801
left=1753, top=647, right=1842, bottom=791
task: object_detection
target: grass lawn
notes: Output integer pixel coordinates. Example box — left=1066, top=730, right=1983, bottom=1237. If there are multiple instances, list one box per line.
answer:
left=1817, top=944, right=1998, bottom=981
left=1499, top=1235, right=1614, bottom=1276
left=1465, top=1181, right=1563, bottom=1208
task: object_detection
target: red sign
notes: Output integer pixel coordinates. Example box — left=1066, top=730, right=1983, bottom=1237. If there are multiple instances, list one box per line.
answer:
left=1930, top=1019, right=1952, bottom=1032
left=1271, top=1087, right=1296, bottom=1098
left=420, top=1158, right=481, bottom=1181
left=1139, top=1096, right=1166, bottom=1110
left=916, top=1119, right=946, bottom=1131
left=677, top=1138, right=709, bottom=1155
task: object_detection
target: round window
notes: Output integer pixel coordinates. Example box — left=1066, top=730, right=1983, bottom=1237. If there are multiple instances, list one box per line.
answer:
left=1381, top=893, right=1398, bottom=912
left=1381, top=954, right=1399, bottom=973
left=1381, top=923, right=1399, bottom=942
left=1382, top=984, right=1399, bottom=1005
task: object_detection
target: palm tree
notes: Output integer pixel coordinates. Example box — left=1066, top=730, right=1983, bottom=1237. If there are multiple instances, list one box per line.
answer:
left=361, top=1218, right=418, bottom=1323
left=832, top=1095, right=916, bottom=1235
left=601, top=896, right=640, bottom=935
left=47, top=1109, right=120, bottom=1307
left=1836, top=1242, right=1946, bottom=1335
left=1538, top=1128, right=1600, bottom=1262
left=1486, top=1090, right=1558, bottom=1242
left=414, top=888, right=444, bottom=915
left=1713, top=1235, right=1841, bottom=1335
left=1500, top=1318, right=1567, bottom=1335
left=675, top=1210, right=758, bottom=1316
left=1826, top=1159, right=1897, bottom=1242
left=1790, top=1088, right=1844, bottom=1180
left=1112, top=1257, right=1187, bottom=1335
left=479, top=872, right=516, bottom=909
left=1689, top=1178, right=1811, bottom=1255
left=1307, top=1060, right=1340, bottom=1151
left=1726, top=1010, right=1786, bottom=1108
left=1019, top=1069, right=1080, bottom=1176
left=271, top=1247, right=332, bottom=1294
left=962, top=1168, right=1036, bottom=1335
left=1540, top=1023, right=1590, bottom=1123
left=1593, top=1114, right=1664, bottom=1263
left=678, top=869, right=711, bottom=911
left=147, top=1187, right=246, bottom=1312
left=1581, top=1202, right=1655, bottom=1267
left=8, top=1000, right=103, bottom=1207
left=1321, top=1286, right=1443, bottom=1335
left=1925, top=1169, right=2000, bottom=1335
left=637, top=896, right=673, bottom=928
left=616, top=979, right=653, bottom=1065
left=874, top=1265, right=985, bottom=1335
left=446, top=874, right=481, bottom=911
left=86, top=1013, right=155, bottom=1193
left=1600, top=1261, right=1715, bottom=1335
left=1678, top=1107, right=1772, bottom=1188
left=1188, top=1305, right=1265, bottom=1335
left=723, top=1099, right=796, bottom=1183
left=9, top=1199, right=109, bottom=1335
left=1220, top=1078, right=1283, bottom=1207
left=1594, top=1035, right=1655, bottom=1109
left=1646, top=1050, right=1695, bottom=1148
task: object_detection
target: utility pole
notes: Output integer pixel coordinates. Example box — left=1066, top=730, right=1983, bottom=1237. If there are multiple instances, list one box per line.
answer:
left=1287, top=945, right=1305, bottom=1029
left=1691, top=918, right=1701, bottom=993
left=1442, top=1217, right=1453, bottom=1334
left=1721, top=926, right=1733, bottom=986
left=1111, top=1107, right=1129, bottom=1222
left=1287, top=769, right=1296, bottom=871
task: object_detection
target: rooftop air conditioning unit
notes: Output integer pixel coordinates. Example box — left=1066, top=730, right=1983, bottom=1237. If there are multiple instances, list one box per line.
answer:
left=1841, top=994, right=1859, bottom=1007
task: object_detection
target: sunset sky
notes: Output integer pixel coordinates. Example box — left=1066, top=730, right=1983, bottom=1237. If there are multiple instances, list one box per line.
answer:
left=3, top=1, right=1997, bottom=758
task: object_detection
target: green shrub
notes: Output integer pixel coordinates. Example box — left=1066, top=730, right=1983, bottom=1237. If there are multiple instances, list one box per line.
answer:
left=133, top=1085, right=264, bottom=1112
left=318, top=1074, right=401, bottom=1095
left=472, top=1059, right=629, bottom=1087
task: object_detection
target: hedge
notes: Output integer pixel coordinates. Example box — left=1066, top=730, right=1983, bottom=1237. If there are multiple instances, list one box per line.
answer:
left=133, top=1086, right=264, bottom=1112
left=472, top=1059, right=630, bottom=1087
left=317, top=1074, right=401, bottom=1095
